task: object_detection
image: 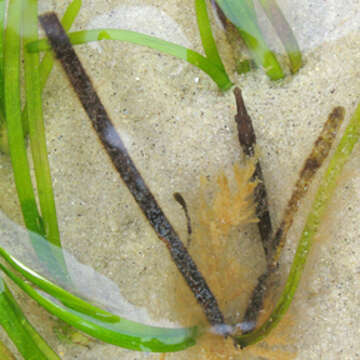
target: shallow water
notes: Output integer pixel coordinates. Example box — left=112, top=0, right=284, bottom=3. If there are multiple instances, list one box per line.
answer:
left=1, top=0, right=360, bottom=359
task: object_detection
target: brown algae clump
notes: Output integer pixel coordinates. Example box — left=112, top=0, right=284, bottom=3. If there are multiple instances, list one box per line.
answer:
left=188, top=159, right=259, bottom=322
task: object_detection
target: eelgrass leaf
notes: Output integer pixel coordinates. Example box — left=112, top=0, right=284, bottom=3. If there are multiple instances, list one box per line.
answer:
left=4, top=0, right=68, bottom=284
left=0, top=258, right=198, bottom=352
left=27, top=28, right=233, bottom=91
left=215, top=0, right=284, bottom=80
left=4, top=0, right=43, bottom=237
left=0, top=0, right=6, bottom=153
left=0, top=0, right=5, bottom=102
left=195, top=0, right=227, bottom=74
left=0, top=277, right=60, bottom=360
left=23, top=0, right=70, bottom=284
left=235, top=102, right=360, bottom=347
left=22, top=0, right=83, bottom=135
left=0, top=245, right=118, bottom=323
left=258, top=0, right=302, bottom=73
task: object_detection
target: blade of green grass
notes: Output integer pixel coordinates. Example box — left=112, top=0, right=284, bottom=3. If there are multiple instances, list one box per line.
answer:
left=215, top=0, right=284, bottom=80
left=23, top=0, right=70, bottom=284
left=0, top=0, right=5, bottom=112
left=235, top=103, right=360, bottom=347
left=22, top=0, right=83, bottom=135
left=0, top=277, right=60, bottom=360
left=0, top=261, right=199, bottom=352
left=195, top=0, right=227, bottom=74
left=2, top=0, right=81, bottom=151
left=4, top=0, right=43, bottom=237
left=0, top=0, right=8, bottom=153
left=258, top=0, right=302, bottom=73
left=23, top=0, right=67, bottom=280
left=27, top=28, right=233, bottom=91
left=5, top=0, right=67, bottom=283
left=0, top=245, right=119, bottom=323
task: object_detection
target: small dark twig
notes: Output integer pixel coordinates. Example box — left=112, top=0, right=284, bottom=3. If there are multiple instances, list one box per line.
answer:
left=39, top=12, right=225, bottom=327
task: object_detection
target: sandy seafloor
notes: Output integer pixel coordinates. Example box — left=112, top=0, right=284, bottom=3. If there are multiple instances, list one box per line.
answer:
left=0, top=0, right=360, bottom=359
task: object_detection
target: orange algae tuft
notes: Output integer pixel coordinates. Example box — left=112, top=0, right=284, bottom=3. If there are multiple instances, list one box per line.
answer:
left=198, top=160, right=259, bottom=239
left=187, top=160, right=260, bottom=322
left=168, top=160, right=297, bottom=359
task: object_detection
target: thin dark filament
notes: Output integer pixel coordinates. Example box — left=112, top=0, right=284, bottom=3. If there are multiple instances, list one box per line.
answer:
left=39, top=12, right=225, bottom=326
left=174, top=192, right=192, bottom=244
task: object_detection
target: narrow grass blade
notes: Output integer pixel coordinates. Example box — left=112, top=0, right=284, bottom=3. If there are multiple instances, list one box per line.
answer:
left=23, top=0, right=70, bottom=283
left=0, top=261, right=198, bottom=352
left=4, top=0, right=66, bottom=283
left=216, top=0, right=284, bottom=80
left=258, top=0, right=302, bottom=73
left=0, top=245, right=118, bottom=323
left=4, top=0, right=42, bottom=236
left=235, top=103, right=360, bottom=347
left=195, top=0, right=227, bottom=73
left=22, top=0, right=83, bottom=135
left=28, top=28, right=233, bottom=90
left=0, top=0, right=5, bottom=108
left=0, top=0, right=7, bottom=153
left=0, top=277, right=60, bottom=360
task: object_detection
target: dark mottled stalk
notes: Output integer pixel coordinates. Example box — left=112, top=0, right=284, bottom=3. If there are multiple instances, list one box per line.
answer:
left=269, top=106, right=345, bottom=265
left=233, top=86, right=274, bottom=332
left=233, top=87, right=273, bottom=256
left=241, top=106, right=345, bottom=332
left=39, top=12, right=225, bottom=327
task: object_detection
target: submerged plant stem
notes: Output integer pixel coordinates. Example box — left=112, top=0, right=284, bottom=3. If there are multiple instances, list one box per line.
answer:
left=22, top=0, right=83, bottom=135
left=195, top=0, right=227, bottom=74
left=27, top=28, right=232, bottom=91
left=39, top=12, right=225, bottom=327
left=241, top=106, right=345, bottom=333
left=270, top=107, right=345, bottom=264
left=0, top=278, right=60, bottom=360
left=233, top=87, right=274, bottom=330
left=0, top=0, right=6, bottom=153
left=23, top=0, right=70, bottom=284
left=0, top=245, right=197, bottom=353
left=258, top=0, right=302, bottom=73
left=0, top=261, right=197, bottom=353
left=233, top=87, right=273, bottom=255
left=4, top=0, right=45, bottom=244
left=236, top=103, right=360, bottom=347
left=215, top=0, right=284, bottom=80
